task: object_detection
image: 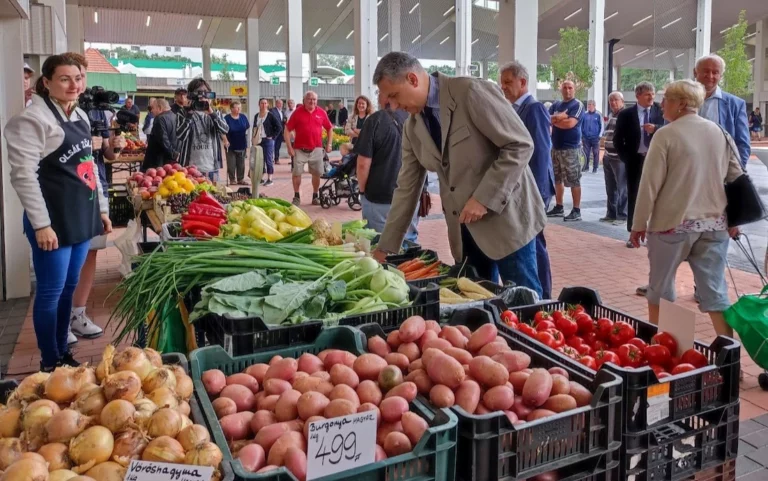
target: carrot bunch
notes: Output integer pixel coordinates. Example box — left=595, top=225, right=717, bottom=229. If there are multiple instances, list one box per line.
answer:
left=397, top=257, right=446, bottom=280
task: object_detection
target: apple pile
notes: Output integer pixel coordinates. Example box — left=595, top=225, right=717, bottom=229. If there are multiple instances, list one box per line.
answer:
left=131, top=164, right=212, bottom=199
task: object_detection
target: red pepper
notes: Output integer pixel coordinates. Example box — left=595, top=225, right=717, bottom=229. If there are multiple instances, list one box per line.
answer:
left=182, top=220, right=220, bottom=236
left=191, top=229, right=212, bottom=238
left=181, top=214, right=226, bottom=226
left=188, top=203, right=227, bottom=219
left=196, top=191, right=226, bottom=211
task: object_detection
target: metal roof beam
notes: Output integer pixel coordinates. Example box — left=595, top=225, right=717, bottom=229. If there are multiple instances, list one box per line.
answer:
left=311, top=1, right=354, bottom=53
left=203, top=17, right=222, bottom=47
left=410, top=15, right=454, bottom=52
left=249, top=0, right=269, bottom=18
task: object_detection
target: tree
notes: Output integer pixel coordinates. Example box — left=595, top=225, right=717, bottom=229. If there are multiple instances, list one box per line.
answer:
left=317, top=54, right=353, bottom=72
left=486, top=62, right=499, bottom=82
left=537, top=65, right=552, bottom=83
left=548, top=27, right=595, bottom=97
left=619, top=68, right=673, bottom=92
left=98, top=46, right=193, bottom=64
left=717, top=9, right=751, bottom=96
left=427, top=65, right=456, bottom=76
left=217, top=53, right=234, bottom=81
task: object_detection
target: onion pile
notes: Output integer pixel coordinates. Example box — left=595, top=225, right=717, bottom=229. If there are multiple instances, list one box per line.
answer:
left=0, top=346, right=219, bottom=480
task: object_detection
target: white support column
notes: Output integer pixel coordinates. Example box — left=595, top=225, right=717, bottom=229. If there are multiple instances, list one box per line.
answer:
left=612, top=66, right=619, bottom=91
left=0, top=17, right=31, bottom=299
left=388, top=0, right=401, bottom=52
left=686, top=47, right=696, bottom=77
left=354, top=0, right=377, bottom=102
left=286, top=0, right=303, bottom=102
left=246, top=18, right=260, bottom=120
left=309, top=49, right=318, bottom=76
left=695, top=0, right=712, bottom=59
left=455, top=0, right=472, bottom=77
left=754, top=20, right=767, bottom=109
left=66, top=4, right=83, bottom=54
left=480, top=60, right=488, bottom=80
left=202, top=46, right=212, bottom=80
left=587, top=0, right=605, bottom=107
left=498, top=0, right=538, bottom=95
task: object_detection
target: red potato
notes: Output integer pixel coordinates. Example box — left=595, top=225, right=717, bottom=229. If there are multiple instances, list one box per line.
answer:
left=397, top=343, right=421, bottom=362
left=443, top=347, right=472, bottom=365
left=376, top=421, right=403, bottom=446
left=478, top=342, right=511, bottom=358
left=440, top=326, right=467, bottom=349
left=251, top=410, right=277, bottom=433
left=421, top=338, right=452, bottom=352
left=483, top=385, right=515, bottom=411
left=405, top=369, right=433, bottom=395
left=292, top=376, right=322, bottom=394
left=269, top=355, right=283, bottom=365
left=244, top=364, right=269, bottom=384
left=330, top=364, right=360, bottom=388
left=528, top=409, right=556, bottom=421
left=455, top=380, right=481, bottom=414
left=421, top=348, right=441, bottom=368
left=401, top=411, right=428, bottom=445
left=356, top=380, right=383, bottom=406
left=387, top=330, right=402, bottom=350
left=219, top=411, right=253, bottom=441
left=569, top=382, right=592, bottom=407
left=550, top=375, right=570, bottom=396
left=329, top=384, right=360, bottom=408
left=542, top=394, right=577, bottom=413
left=467, top=324, right=498, bottom=353
left=317, top=350, right=332, bottom=362
left=375, top=445, right=387, bottom=461
left=523, top=368, right=533, bottom=374
left=425, top=351, right=465, bottom=389
left=469, top=356, right=509, bottom=388
left=267, top=431, right=306, bottom=467
left=385, top=353, right=411, bottom=372
left=311, top=371, right=331, bottom=382
left=284, top=447, right=307, bottom=481
left=297, top=353, right=324, bottom=374
left=455, top=325, right=472, bottom=339
left=508, top=372, right=531, bottom=394
left=237, top=443, right=266, bottom=473
left=315, top=381, right=334, bottom=398
left=303, top=416, right=325, bottom=439
left=226, top=373, right=260, bottom=394
left=324, top=399, right=357, bottom=419
left=429, top=384, right=455, bottom=408
left=417, top=330, right=439, bottom=351
left=264, top=378, right=292, bottom=396
left=254, top=422, right=292, bottom=452
left=399, top=316, right=426, bottom=343
left=368, top=336, right=391, bottom=357
left=548, top=367, right=569, bottom=379
left=353, top=353, right=388, bottom=381
left=522, top=369, right=553, bottom=408
left=220, top=384, right=256, bottom=412
left=425, top=320, right=441, bottom=334
left=384, top=431, right=412, bottom=457
left=504, top=410, right=519, bottom=424
left=409, top=359, right=424, bottom=372
left=202, top=369, right=226, bottom=396
left=357, top=403, right=381, bottom=426
left=385, top=382, right=417, bottom=402
left=265, top=358, right=298, bottom=382
left=380, top=396, right=409, bottom=423
left=296, top=392, right=330, bottom=420
left=511, top=397, right=533, bottom=419
left=475, top=403, right=491, bottom=414
left=493, top=351, right=532, bottom=373
left=275, top=389, right=302, bottom=422
left=324, top=350, right=357, bottom=370
left=212, top=397, right=237, bottom=419
left=257, top=466, right=279, bottom=473
left=258, top=394, right=280, bottom=412
left=293, top=372, right=309, bottom=381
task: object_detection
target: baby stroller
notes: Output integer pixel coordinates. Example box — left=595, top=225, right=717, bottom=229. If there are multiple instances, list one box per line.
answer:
left=318, top=153, right=362, bottom=211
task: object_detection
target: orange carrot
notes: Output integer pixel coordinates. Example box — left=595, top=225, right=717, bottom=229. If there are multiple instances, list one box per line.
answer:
left=397, top=258, right=421, bottom=271
left=405, top=261, right=441, bottom=279
left=400, top=259, right=426, bottom=273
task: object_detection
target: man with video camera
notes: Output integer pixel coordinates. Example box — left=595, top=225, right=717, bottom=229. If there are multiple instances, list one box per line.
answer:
left=176, top=78, right=229, bottom=181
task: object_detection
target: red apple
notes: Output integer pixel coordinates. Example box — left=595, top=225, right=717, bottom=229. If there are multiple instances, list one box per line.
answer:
left=181, top=168, right=189, bottom=175
left=168, top=169, right=178, bottom=175
left=156, top=168, right=166, bottom=178
left=153, top=176, right=162, bottom=183
left=172, top=163, right=182, bottom=170
left=139, top=186, right=148, bottom=192
left=163, top=164, right=173, bottom=172
left=141, top=179, right=152, bottom=188
left=146, top=168, right=157, bottom=177
left=149, top=186, right=158, bottom=192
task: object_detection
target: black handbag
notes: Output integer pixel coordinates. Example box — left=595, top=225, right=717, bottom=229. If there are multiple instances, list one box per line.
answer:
left=720, top=126, right=768, bottom=227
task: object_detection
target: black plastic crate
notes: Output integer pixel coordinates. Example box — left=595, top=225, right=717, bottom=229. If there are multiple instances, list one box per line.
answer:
left=337, top=283, right=439, bottom=332
left=109, top=187, right=134, bottom=227
left=357, top=307, right=623, bottom=481
left=488, top=287, right=741, bottom=435
left=0, top=379, right=18, bottom=403
left=620, top=403, right=739, bottom=481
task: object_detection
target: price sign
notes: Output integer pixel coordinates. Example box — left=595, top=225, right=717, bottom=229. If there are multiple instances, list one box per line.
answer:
left=123, top=460, right=214, bottom=481
left=306, top=411, right=377, bottom=480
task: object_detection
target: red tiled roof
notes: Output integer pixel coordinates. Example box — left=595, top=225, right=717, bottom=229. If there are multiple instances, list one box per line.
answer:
left=85, top=48, right=119, bottom=73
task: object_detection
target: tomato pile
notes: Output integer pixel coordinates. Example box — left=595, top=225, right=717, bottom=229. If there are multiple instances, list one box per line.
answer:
left=501, top=306, right=710, bottom=377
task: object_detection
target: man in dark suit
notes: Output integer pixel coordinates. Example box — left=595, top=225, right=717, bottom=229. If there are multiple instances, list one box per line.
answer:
left=326, top=104, right=338, bottom=125
left=142, top=99, right=179, bottom=171
left=613, top=81, right=664, bottom=239
left=337, top=102, right=349, bottom=127
left=270, top=99, right=286, bottom=164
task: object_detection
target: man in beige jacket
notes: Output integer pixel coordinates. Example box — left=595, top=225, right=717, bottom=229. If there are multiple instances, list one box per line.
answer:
left=371, top=52, right=546, bottom=294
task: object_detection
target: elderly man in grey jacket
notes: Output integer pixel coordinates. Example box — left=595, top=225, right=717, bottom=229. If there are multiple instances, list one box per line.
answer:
left=371, top=52, right=545, bottom=295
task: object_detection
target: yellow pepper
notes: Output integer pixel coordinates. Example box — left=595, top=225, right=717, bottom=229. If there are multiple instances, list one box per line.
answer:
left=248, top=220, right=284, bottom=242
left=244, top=206, right=277, bottom=229
left=277, top=222, right=296, bottom=236
left=267, top=209, right=287, bottom=223
left=285, top=205, right=312, bottom=228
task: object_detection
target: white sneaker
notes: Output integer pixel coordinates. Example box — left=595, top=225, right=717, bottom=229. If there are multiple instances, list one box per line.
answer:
left=67, top=328, right=78, bottom=345
left=70, top=312, right=104, bottom=339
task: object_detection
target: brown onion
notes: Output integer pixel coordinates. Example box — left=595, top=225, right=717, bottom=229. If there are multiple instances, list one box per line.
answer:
left=141, top=436, right=184, bottom=464
left=49, top=469, right=78, bottom=481
left=111, top=428, right=148, bottom=466
left=96, top=346, right=116, bottom=383
left=132, top=398, right=157, bottom=429
left=85, top=461, right=126, bottom=481
left=184, top=442, right=223, bottom=468
left=180, top=415, right=193, bottom=432
left=0, top=438, right=24, bottom=470
left=22, top=399, right=60, bottom=451
left=142, top=368, right=176, bottom=393
left=20, top=452, right=46, bottom=464
left=146, top=387, right=179, bottom=409
left=112, top=347, right=153, bottom=381
left=176, top=424, right=210, bottom=451
left=11, top=372, right=50, bottom=403
left=179, top=401, right=191, bottom=416
left=0, top=405, right=22, bottom=437
left=38, top=442, right=72, bottom=471
left=102, top=371, right=141, bottom=402
left=0, top=458, right=49, bottom=481
left=144, top=349, right=163, bottom=368
left=70, top=477, right=97, bottom=481
left=45, top=367, right=83, bottom=404
left=71, top=386, right=107, bottom=417
left=174, top=374, right=193, bottom=401
left=147, top=408, right=183, bottom=438
left=99, top=400, right=135, bottom=434
left=69, top=425, right=114, bottom=471
left=46, top=408, right=93, bottom=443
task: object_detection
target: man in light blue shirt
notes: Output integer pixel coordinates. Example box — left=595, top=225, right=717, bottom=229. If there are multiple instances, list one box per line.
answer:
left=580, top=100, right=603, bottom=173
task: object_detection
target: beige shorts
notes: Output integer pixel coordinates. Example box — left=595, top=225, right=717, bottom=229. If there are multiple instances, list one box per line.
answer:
left=293, top=148, right=324, bottom=176
left=89, top=234, right=108, bottom=251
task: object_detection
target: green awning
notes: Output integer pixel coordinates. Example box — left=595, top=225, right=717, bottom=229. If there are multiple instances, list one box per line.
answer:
left=87, top=72, right=137, bottom=92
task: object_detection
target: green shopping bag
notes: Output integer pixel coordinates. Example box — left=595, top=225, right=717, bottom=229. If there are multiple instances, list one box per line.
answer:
left=724, top=284, right=768, bottom=370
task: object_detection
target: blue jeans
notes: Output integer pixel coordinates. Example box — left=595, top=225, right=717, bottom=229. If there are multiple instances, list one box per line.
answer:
left=23, top=214, right=90, bottom=367
left=461, top=225, right=542, bottom=297
left=582, top=137, right=600, bottom=171
left=261, top=139, right=275, bottom=175
left=536, top=196, right=553, bottom=299
left=361, top=196, right=419, bottom=244
left=206, top=170, right=219, bottom=182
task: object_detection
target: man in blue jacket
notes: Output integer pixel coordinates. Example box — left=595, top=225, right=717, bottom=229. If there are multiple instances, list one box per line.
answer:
left=499, top=61, right=555, bottom=299
left=694, top=54, right=751, bottom=168
left=581, top=100, right=603, bottom=173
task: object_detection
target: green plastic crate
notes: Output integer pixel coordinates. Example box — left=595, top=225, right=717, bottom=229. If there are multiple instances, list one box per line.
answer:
left=190, top=326, right=459, bottom=481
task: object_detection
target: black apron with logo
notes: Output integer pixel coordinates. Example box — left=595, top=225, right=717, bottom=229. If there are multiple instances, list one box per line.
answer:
left=37, top=96, right=103, bottom=246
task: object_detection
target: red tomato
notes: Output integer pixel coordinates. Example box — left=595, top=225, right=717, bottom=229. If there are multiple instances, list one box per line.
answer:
left=582, top=332, right=598, bottom=346
left=559, top=346, right=580, bottom=360
left=536, top=320, right=556, bottom=332
left=644, top=345, right=671, bottom=368
left=617, top=344, right=644, bottom=368
left=518, top=323, right=537, bottom=337
left=596, top=318, right=614, bottom=342
left=547, top=329, right=566, bottom=349
left=535, top=330, right=556, bottom=348
left=534, top=311, right=553, bottom=325
left=501, top=310, right=519, bottom=326
left=555, top=315, right=578, bottom=338
left=649, top=364, right=666, bottom=376
left=566, top=337, right=584, bottom=349
left=628, top=338, right=648, bottom=351
left=609, top=321, right=636, bottom=347
left=651, top=331, right=679, bottom=356
left=671, top=363, right=696, bottom=375
left=574, top=312, right=595, bottom=335
left=594, top=349, right=621, bottom=368
left=590, top=340, right=609, bottom=352
left=680, top=349, right=708, bottom=369
left=551, top=310, right=565, bottom=322
left=579, top=355, right=597, bottom=370
left=568, top=304, right=586, bottom=317
left=576, top=344, right=592, bottom=356
left=658, top=372, right=671, bottom=379
left=668, top=357, right=680, bottom=369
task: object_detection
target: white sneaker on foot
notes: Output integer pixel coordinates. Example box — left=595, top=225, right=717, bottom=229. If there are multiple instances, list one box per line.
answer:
left=70, top=311, right=104, bottom=339
left=67, top=328, right=78, bottom=345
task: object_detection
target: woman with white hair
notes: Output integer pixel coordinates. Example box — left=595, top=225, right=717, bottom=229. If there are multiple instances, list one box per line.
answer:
left=629, top=79, right=743, bottom=336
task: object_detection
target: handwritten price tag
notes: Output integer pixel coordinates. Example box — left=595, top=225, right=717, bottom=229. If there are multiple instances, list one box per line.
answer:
left=306, top=411, right=378, bottom=480
left=123, top=460, right=214, bottom=481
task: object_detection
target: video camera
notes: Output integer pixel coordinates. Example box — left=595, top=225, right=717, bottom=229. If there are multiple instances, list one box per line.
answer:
left=78, top=86, right=137, bottom=136
left=187, top=90, right=217, bottom=111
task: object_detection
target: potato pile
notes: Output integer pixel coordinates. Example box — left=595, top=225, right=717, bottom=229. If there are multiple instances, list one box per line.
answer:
left=202, top=347, right=434, bottom=479
left=0, top=346, right=222, bottom=481
left=367, top=317, right=593, bottom=423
